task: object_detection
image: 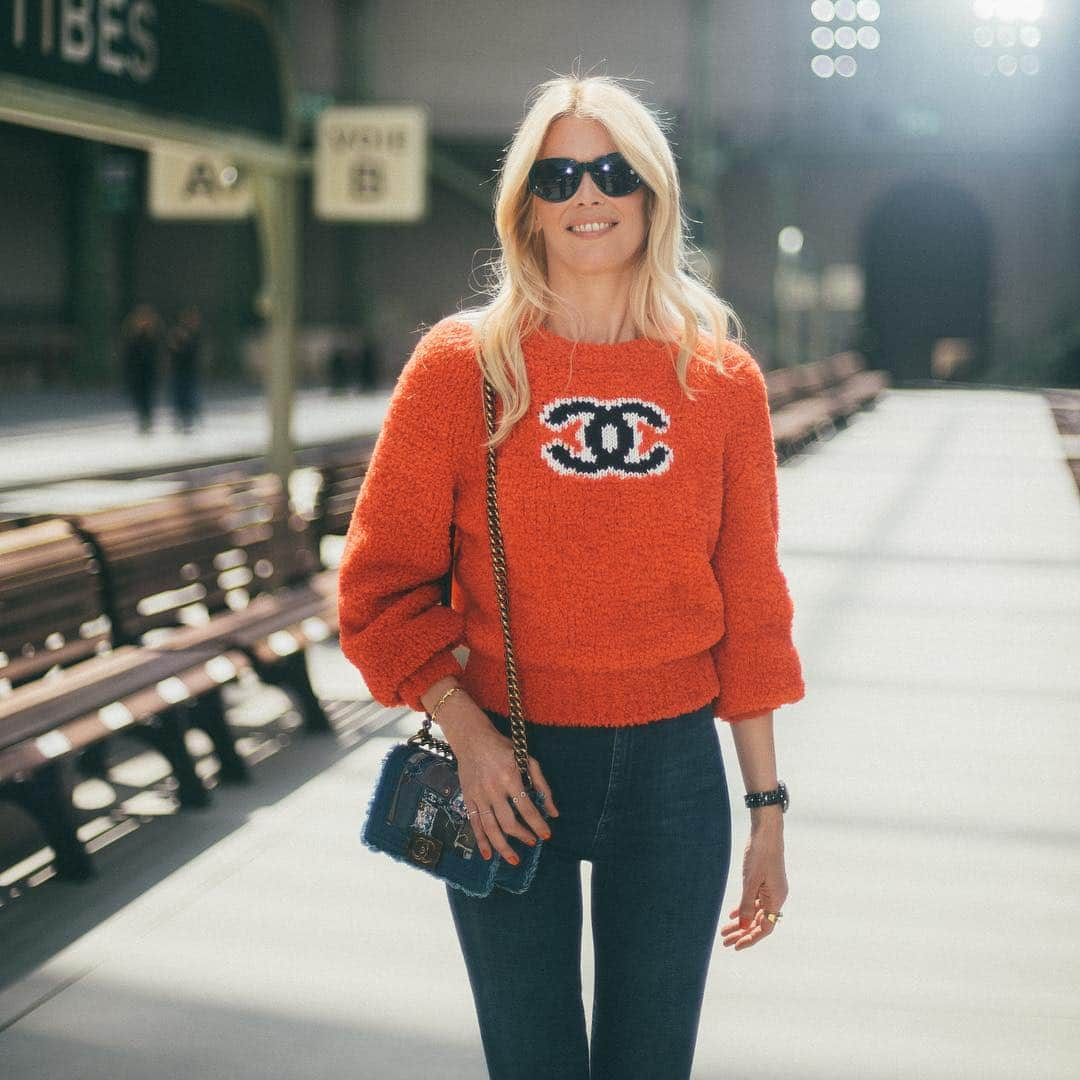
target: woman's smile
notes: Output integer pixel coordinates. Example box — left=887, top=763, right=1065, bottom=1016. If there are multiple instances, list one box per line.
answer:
left=567, top=220, right=618, bottom=237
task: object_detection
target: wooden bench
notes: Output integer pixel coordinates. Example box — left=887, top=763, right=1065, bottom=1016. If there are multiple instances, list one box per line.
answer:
left=0, top=519, right=252, bottom=880
left=825, top=351, right=891, bottom=414
left=314, top=439, right=376, bottom=541
left=763, top=366, right=838, bottom=458
left=69, top=474, right=339, bottom=736
left=763, top=352, right=891, bottom=459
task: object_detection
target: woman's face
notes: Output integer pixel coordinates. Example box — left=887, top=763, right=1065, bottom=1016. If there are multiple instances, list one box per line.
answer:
left=530, top=116, right=648, bottom=280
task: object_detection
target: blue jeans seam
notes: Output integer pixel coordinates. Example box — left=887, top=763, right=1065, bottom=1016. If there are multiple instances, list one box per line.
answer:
left=592, top=727, right=629, bottom=849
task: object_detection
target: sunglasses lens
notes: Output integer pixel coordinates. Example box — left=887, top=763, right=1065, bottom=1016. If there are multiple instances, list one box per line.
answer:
left=529, top=159, right=581, bottom=202
left=592, top=153, right=642, bottom=197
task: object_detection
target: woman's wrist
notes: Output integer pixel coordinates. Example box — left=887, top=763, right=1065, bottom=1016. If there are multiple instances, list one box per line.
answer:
left=749, top=804, right=785, bottom=834
left=420, top=675, right=463, bottom=716
left=420, top=676, right=489, bottom=741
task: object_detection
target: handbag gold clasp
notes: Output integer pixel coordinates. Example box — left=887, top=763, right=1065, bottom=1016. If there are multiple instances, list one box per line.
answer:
left=406, top=831, right=443, bottom=868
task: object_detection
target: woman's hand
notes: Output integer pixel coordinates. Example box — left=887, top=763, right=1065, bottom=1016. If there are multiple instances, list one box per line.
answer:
left=720, top=809, right=787, bottom=951
left=436, top=693, right=559, bottom=865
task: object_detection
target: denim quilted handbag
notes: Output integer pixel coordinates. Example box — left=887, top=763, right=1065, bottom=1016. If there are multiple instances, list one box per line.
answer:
left=360, top=378, right=552, bottom=897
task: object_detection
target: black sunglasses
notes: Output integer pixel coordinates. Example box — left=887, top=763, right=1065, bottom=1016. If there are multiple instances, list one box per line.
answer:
left=527, top=151, right=643, bottom=203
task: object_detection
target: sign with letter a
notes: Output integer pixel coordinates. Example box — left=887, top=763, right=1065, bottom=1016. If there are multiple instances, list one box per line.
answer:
left=148, top=144, right=253, bottom=219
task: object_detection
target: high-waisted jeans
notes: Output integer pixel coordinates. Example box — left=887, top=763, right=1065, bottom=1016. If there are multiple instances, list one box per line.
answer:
left=445, top=700, right=732, bottom=1080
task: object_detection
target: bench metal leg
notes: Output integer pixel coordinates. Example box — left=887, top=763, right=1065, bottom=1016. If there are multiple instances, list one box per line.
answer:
left=76, top=740, right=111, bottom=779
left=3, top=761, right=95, bottom=881
left=256, top=650, right=332, bottom=733
left=129, top=709, right=212, bottom=808
left=189, top=688, right=251, bottom=784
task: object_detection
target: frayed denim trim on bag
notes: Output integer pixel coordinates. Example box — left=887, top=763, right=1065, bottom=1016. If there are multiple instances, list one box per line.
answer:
left=361, top=740, right=546, bottom=898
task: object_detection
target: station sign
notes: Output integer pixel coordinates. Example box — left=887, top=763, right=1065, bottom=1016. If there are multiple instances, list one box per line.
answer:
left=148, top=143, right=253, bottom=219
left=1, top=0, right=289, bottom=144
left=314, top=104, right=428, bottom=222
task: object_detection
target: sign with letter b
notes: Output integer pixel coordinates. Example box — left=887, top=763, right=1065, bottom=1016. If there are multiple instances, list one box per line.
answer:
left=314, top=104, right=428, bottom=222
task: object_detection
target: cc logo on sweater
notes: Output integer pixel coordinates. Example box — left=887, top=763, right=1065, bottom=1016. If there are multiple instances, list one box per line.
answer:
left=538, top=397, right=673, bottom=477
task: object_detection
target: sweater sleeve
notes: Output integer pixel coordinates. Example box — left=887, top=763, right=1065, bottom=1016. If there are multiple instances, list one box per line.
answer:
left=336, top=323, right=468, bottom=713
left=709, top=350, right=805, bottom=723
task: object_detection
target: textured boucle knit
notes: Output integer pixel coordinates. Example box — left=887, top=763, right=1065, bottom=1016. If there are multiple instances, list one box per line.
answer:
left=337, top=317, right=805, bottom=727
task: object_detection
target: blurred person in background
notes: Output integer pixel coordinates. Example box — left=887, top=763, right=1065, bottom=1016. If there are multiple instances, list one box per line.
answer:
left=339, top=71, right=804, bottom=1080
left=328, top=340, right=351, bottom=395
left=166, top=305, right=203, bottom=434
left=358, top=334, right=381, bottom=391
left=119, top=302, right=162, bottom=434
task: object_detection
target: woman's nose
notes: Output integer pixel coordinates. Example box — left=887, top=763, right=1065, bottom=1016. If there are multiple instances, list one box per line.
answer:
left=575, top=169, right=604, bottom=203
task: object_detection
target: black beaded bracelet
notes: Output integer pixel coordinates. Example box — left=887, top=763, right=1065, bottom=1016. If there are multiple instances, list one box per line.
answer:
left=743, top=780, right=789, bottom=813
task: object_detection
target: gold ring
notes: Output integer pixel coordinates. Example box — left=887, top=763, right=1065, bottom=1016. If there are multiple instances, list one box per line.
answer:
left=766, top=912, right=783, bottom=924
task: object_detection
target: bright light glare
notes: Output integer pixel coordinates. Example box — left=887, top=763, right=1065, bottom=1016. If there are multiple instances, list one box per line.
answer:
left=812, top=0, right=877, bottom=77
left=976, top=0, right=1044, bottom=19
left=779, top=227, right=805, bottom=255
left=1003, top=0, right=1043, bottom=20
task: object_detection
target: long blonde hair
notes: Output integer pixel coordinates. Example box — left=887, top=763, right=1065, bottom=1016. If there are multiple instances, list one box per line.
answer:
left=452, top=70, right=747, bottom=449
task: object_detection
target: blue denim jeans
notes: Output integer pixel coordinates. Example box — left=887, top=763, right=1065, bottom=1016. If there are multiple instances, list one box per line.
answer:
left=445, top=700, right=732, bottom=1080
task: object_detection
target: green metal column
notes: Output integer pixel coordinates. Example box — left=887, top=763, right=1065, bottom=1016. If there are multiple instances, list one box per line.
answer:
left=686, top=0, right=726, bottom=286
left=767, top=159, right=800, bottom=368
left=254, top=168, right=300, bottom=484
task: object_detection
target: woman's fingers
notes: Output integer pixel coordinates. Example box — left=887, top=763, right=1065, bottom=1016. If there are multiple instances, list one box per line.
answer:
left=528, top=758, right=560, bottom=818
left=460, top=739, right=559, bottom=863
left=512, top=793, right=552, bottom=846
left=481, top=802, right=521, bottom=865
left=486, top=803, right=525, bottom=864
left=720, top=902, right=782, bottom=950
left=467, top=808, right=494, bottom=860
left=738, top=894, right=758, bottom=931
left=720, top=835, right=789, bottom=950
left=720, top=911, right=763, bottom=949
left=489, top=760, right=557, bottom=849
left=721, top=918, right=769, bottom=950
left=467, top=794, right=535, bottom=865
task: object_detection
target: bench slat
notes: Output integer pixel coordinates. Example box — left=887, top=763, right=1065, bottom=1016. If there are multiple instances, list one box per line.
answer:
left=0, top=648, right=251, bottom=784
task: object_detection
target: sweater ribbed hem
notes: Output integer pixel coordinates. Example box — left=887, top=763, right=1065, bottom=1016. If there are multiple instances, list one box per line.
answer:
left=459, top=648, right=721, bottom=728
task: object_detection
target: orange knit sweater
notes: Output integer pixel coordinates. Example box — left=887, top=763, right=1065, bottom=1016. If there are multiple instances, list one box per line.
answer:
left=337, top=317, right=805, bottom=727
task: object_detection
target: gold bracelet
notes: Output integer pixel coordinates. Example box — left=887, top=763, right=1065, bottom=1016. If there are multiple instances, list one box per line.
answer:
left=429, top=685, right=463, bottom=724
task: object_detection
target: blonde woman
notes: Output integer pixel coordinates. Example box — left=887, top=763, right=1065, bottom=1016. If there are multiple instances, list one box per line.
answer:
left=338, top=71, right=804, bottom=1080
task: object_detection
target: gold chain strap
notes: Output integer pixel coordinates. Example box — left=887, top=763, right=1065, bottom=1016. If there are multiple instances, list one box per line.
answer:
left=410, top=378, right=535, bottom=793
left=481, top=378, right=534, bottom=790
